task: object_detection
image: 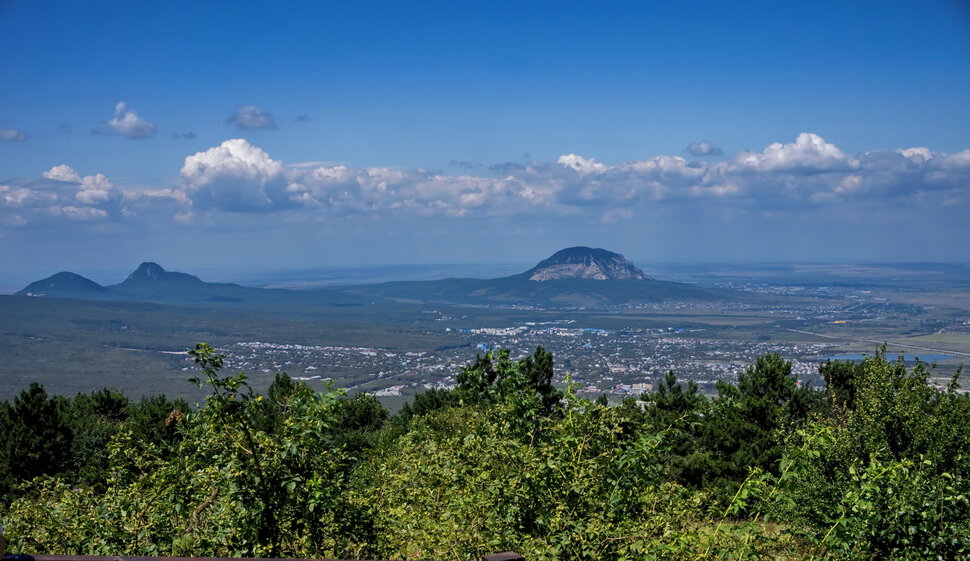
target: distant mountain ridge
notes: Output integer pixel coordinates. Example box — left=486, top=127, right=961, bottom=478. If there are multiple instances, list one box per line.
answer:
left=523, top=247, right=651, bottom=281
left=16, top=262, right=212, bottom=300
left=14, top=248, right=756, bottom=309
left=16, top=262, right=366, bottom=308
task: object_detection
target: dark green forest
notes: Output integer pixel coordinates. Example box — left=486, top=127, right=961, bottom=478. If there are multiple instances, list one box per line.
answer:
left=1, top=344, right=968, bottom=560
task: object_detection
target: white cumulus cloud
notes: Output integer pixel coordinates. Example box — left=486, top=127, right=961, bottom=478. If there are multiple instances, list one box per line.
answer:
left=2, top=166, right=125, bottom=228
left=43, top=165, right=82, bottom=183
left=0, top=185, right=35, bottom=207
left=40, top=165, right=116, bottom=205
left=181, top=138, right=289, bottom=211
left=76, top=173, right=114, bottom=205
left=98, top=102, right=157, bottom=139
left=734, top=132, right=858, bottom=173
left=897, top=147, right=933, bottom=164
left=558, top=154, right=608, bottom=175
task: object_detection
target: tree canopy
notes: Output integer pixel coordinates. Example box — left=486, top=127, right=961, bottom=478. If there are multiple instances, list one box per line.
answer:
left=1, top=344, right=967, bottom=560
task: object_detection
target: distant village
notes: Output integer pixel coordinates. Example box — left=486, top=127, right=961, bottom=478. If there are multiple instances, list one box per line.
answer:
left=201, top=274, right=963, bottom=398
left=209, top=321, right=838, bottom=398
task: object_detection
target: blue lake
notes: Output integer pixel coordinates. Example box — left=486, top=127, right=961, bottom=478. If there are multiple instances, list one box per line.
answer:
left=824, top=353, right=954, bottom=363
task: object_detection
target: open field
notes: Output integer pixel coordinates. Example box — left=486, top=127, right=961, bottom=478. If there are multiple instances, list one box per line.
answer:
left=901, top=333, right=970, bottom=352
left=0, top=294, right=455, bottom=401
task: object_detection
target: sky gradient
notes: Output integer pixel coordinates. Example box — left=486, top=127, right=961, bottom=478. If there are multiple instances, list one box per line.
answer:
left=2, top=0, right=969, bottom=284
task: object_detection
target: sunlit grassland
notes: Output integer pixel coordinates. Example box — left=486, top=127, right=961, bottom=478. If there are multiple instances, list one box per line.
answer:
left=901, top=332, right=970, bottom=353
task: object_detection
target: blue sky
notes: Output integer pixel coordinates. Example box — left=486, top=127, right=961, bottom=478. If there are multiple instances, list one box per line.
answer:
left=1, top=0, right=969, bottom=283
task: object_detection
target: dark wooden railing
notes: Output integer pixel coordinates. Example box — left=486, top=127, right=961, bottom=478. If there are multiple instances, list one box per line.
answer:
left=1, top=554, right=524, bottom=561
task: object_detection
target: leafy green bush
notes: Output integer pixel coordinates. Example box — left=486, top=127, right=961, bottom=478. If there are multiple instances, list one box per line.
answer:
left=772, top=349, right=970, bottom=559
left=3, top=345, right=968, bottom=560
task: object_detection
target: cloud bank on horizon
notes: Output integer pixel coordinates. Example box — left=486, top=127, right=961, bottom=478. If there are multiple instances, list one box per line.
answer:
left=2, top=133, right=968, bottom=245
left=1, top=1, right=968, bottom=273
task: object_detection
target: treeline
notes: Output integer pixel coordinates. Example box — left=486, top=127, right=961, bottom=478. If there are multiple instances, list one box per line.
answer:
left=0, top=385, right=187, bottom=500
left=1, top=344, right=969, bottom=560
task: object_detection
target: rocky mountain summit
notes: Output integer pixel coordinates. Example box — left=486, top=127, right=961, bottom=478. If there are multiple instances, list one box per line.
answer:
left=120, top=262, right=204, bottom=286
left=523, top=247, right=651, bottom=282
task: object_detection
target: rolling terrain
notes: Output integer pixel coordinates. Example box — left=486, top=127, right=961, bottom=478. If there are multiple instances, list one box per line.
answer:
left=3, top=249, right=969, bottom=402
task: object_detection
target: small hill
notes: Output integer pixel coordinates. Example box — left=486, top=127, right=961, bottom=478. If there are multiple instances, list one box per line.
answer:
left=523, top=247, right=651, bottom=281
left=116, top=262, right=204, bottom=287
left=16, top=272, right=107, bottom=298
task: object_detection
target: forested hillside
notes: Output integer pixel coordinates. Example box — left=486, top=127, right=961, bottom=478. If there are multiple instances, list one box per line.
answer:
left=1, top=344, right=968, bottom=560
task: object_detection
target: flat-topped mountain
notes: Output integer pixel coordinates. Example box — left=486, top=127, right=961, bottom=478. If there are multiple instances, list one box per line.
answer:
left=344, top=247, right=741, bottom=308
left=523, top=247, right=651, bottom=281
left=16, top=272, right=107, bottom=298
